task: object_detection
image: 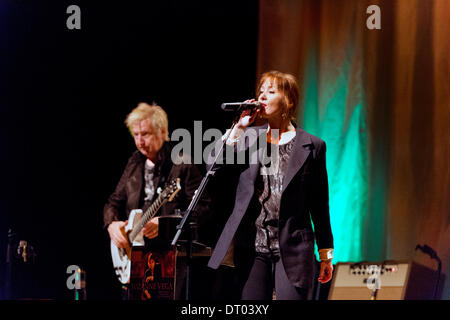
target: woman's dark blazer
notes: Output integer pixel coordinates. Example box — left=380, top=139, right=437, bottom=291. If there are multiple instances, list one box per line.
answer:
left=207, top=124, right=333, bottom=289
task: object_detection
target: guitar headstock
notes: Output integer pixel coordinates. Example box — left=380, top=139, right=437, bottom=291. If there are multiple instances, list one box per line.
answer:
left=161, top=178, right=181, bottom=202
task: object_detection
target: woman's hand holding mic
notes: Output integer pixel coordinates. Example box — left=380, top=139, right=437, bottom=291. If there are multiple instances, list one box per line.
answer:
left=236, top=99, right=263, bottom=130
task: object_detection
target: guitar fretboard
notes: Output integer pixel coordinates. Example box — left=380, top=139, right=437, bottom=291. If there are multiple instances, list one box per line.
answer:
left=129, top=195, right=168, bottom=242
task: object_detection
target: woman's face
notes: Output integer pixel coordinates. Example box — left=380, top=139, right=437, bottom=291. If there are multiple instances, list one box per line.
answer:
left=257, top=79, right=288, bottom=121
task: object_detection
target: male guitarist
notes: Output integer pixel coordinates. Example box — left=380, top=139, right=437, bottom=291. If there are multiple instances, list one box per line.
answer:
left=103, top=102, right=212, bottom=299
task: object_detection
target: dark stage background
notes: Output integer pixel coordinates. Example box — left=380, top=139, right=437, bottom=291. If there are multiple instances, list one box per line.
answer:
left=2, top=0, right=448, bottom=302
left=0, top=0, right=259, bottom=299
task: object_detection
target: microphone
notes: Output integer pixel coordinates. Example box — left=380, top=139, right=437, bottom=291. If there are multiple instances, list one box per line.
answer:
left=221, top=101, right=264, bottom=112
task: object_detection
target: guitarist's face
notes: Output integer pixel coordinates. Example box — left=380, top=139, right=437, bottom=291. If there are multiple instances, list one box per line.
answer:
left=132, top=118, right=166, bottom=162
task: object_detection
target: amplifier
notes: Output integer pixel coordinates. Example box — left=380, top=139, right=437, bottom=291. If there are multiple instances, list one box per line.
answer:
left=328, top=261, right=444, bottom=300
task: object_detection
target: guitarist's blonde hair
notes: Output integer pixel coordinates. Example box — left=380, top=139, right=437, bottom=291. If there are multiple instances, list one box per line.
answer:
left=125, top=102, right=170, bottom=141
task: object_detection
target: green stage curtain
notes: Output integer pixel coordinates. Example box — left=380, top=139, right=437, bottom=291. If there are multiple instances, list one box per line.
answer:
left=257, top=0, right=449, bottom=298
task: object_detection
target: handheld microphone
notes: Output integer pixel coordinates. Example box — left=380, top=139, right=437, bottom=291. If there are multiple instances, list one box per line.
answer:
left=221, top=101, right=264, bottom=112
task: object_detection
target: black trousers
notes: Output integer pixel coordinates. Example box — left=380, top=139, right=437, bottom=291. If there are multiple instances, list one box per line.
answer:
left=241, top=253, right=310, bottom=300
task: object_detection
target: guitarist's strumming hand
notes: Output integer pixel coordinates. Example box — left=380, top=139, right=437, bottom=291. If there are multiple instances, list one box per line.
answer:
left=142, top=217, right=159, bottom=239
left=108, top=221, right=129, bottom=248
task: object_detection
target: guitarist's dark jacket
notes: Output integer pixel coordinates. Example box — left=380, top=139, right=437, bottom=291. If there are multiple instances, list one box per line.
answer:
left=103, top=142, right=212, bottom=245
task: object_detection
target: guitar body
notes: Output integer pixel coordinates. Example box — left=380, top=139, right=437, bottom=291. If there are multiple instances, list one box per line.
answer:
left=111, top=212, right=178, bottom=299
left=110, top=178, right=182, bottom=294
left=110, top=209, right=145, bottom=284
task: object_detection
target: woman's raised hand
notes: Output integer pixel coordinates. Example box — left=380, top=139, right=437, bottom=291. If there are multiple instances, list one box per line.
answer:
left=236, top=99, right=262, bottom=129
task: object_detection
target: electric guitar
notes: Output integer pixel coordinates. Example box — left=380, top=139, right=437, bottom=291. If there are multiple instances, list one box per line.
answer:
left=111, top=178, right=181, bottom=284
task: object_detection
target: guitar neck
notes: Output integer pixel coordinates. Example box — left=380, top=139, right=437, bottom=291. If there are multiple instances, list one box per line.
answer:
left=129, top=196, right=168, bottom=242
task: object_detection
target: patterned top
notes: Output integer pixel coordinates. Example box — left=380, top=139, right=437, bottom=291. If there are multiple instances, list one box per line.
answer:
left=144, top=160, right=155, bottom=202
left=254, top=136, right=296, bottom=255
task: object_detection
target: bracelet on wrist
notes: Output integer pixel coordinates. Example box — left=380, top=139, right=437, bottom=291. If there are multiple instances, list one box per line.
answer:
left=319, top=248, right=334, bottom=261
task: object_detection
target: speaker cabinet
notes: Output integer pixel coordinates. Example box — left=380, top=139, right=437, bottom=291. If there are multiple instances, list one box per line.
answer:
left=328, top=261, right=445, bottom=300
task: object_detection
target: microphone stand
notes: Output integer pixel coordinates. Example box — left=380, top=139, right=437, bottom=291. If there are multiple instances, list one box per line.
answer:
left=171, top=117, right=239, bottom=300
left=5, top=229, right=15, bottom=300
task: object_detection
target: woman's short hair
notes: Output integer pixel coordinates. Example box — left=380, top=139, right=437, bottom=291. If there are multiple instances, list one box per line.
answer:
left=125, top=102, right=170, bottom=141
left=256, top=70, right=300, bottom=120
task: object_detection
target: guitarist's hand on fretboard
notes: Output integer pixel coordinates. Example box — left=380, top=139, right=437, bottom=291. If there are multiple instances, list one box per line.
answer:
left=142, top=217, right=159, bottom=239
left=108, top=221, right=129, bottom=248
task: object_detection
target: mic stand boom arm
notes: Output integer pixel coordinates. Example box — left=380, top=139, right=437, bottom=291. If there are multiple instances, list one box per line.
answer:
left=171, top=117, right=239, bottom=300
